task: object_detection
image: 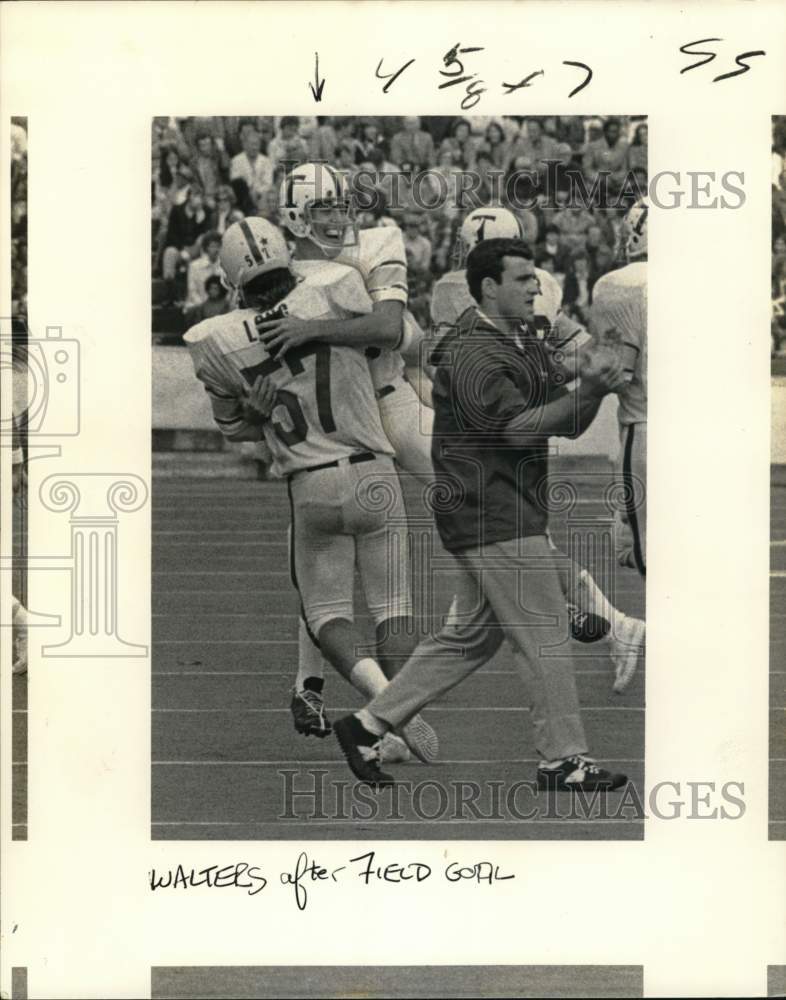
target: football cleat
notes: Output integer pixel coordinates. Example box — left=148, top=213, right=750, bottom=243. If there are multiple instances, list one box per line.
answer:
left=333, top=715, right=394, bottom=787
left=290, top=685, right=332, bottom=738
left=567, top=602, right=611, bottom=644
left=537, top=755, right=628, bottom=791
left=610, top=614, right=646, bottom=694
left=398, top=713, right=439, bottom=764
left=378, top=732, right=412, bottom=764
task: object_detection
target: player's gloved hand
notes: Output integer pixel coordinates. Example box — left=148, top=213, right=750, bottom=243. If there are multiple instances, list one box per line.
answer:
left=257, top=317, right=316, bottom=358
left=578, top=343, right=626, bottom=396
left=243, top=375, right=277, bottom=420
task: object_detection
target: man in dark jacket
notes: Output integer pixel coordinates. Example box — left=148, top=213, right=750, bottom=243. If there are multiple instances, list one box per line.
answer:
left=335, top=238, right=628, bottom=791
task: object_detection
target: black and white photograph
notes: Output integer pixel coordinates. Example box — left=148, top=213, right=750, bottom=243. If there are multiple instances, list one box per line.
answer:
left=151, top=113, right=648, bottom=839
left=8, top=115, right=28, bottom=841
left=771, top=113, right=786, bottom=839
left=2, top=2, right=785, bottom=997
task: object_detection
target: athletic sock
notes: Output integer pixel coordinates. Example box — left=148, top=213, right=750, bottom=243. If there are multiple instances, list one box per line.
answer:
left=295, top=617, right=324, bottom=690
left=349, top=657, right=388, bottom=699
left=576, top=568, right=618, bottom=623
left=355, top=707, right=388, bottom=737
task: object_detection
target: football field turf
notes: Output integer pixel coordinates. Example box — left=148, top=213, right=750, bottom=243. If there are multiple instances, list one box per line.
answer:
left=770, top=469, right=786, bottom=839
left=151, top=458, right=646, bottom=840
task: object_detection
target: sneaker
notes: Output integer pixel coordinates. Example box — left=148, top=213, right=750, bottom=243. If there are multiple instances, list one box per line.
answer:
left=609, top=614, right=645, bottom=694
left=567, top=602, right=611, bottom=644
left=537, top=755, right=628, bottom=791
left=378, top=732, right=412, bottom=764
left=290, top=685, right=332, bottom=738
left=399, top=713, right=439, bottom=764
left=333, top=715, right=394, bottom=787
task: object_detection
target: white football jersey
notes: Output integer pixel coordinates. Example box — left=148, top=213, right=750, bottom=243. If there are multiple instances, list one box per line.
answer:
left=184, top=265, right=393, bottom=477
left=429, top=266, right=579, bottom=346
left=590, top=261, right=647, bottom=426
left=334, top=226, right=409, bottom=390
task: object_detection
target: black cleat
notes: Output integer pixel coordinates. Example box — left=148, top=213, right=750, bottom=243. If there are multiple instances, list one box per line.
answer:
left=333, top=715, right=394, bottom=788
left=537, top=755, right=628, bottom=791
left=290, top=685, right=332, bottom=738
left=567, top=602, right=611, bottom=644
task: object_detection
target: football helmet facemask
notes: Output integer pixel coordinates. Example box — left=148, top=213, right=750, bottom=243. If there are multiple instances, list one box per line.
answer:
left=279, top=162, right=358, bottom=252
left=617, top=197, right=649, bottom=262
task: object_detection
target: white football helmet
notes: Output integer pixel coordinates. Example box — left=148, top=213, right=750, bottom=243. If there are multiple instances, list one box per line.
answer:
left=618, top=197, right=649, bottom=262
left=219, top=217, right=291, bottom=290
left=279, top=161, right=357, bottom=251
left=453, top=207, right=524, bottom=268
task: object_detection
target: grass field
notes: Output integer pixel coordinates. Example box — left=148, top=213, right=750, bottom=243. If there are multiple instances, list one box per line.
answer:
left=151, top=458, right=646, bottom=840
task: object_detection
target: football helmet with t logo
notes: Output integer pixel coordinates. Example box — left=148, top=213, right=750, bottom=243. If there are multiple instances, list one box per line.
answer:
left=453, top=206, right=524, bottom=268
left=219, top=217, right=291, bottom=290
left=279, top=162, right=358, bottom=252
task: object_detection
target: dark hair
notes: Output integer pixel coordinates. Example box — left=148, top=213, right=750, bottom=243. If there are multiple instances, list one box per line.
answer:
left=280, top=116, right=299, bottom=131
left=241, top=267, right=297, bottom=311
left=204, top=275, right=223, bottom=293
left=202, top=230, right=221, bottom=250
left=158, top=145, right=180, bottom=188
left=632, top=123, right=648, bottom=146
left=604, top=117, right=621, bottom=135
left=466, top=238, right=533, bottom=304
left=485, top=122, right=504, bottom=144
left=452, top=117, right=471, bottom=137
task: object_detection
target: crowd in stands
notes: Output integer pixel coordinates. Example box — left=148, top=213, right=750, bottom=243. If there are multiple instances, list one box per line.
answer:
left=11, top=117, right=27, bottom=329
left=773, top=117, right=786, bottom=357
left=151, top=115, right=648, bottom=340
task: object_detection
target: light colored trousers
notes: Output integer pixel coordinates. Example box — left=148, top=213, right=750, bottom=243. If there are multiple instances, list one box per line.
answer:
left=368, top=534, right=589, bottom=762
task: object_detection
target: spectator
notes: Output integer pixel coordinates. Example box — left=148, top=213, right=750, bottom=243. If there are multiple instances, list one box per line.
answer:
left=478, top=121, right=510, bottom=170
left=268, top=116, right=309, bottom=173
left=185, top=231, right=223, bottom=309
left=230, top=127, right=273, bottom=213
left=505, top=119, right=559, bottom=182
left=310, top=116, right=338, bottom=163
left=255, top=186, right=281, bottom=225
left=439, top=118, right=476, bottom=169
left=552, top=195, right=596, bottom=254
left=355, top=120, right=385, bottom=162
left=538, top=223, right=570, bottom=276
left=161, top=185, right=209, bottom=282
left=432, top=146, right=466, bottom=218
left=192, top=133, right=225, bottom=206
left=390, top=116, right=436, bottom=170
left=184, top=274, right=230, bottom=328
left=336, top=142, right=360, bottom=179
left=153, top=147, right=189, bottom=227
left=582, top=117, right=629, bottom=195
left=402, top=214, right=432, bottom=275
left=584, top=223, right=613, bottom=274
left=562, top=251, right=593, bottom=320
left=213, top=185, right=242, bottom=234
left=627, top=123, right=648, bottom=178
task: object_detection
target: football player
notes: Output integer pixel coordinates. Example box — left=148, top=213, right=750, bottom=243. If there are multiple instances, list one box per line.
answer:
left=184, top=217, right=438, bottom=763
left=431, top=206, right=645, bottom=692
left=591, top=198, right=648, bottom=609
left=256, top=163, right=437, bottom=735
